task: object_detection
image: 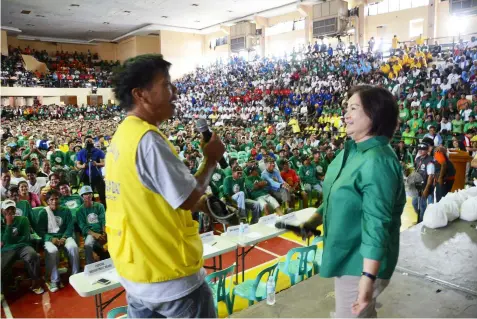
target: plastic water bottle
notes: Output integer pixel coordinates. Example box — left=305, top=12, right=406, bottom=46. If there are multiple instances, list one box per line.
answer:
left=239, top=222, right=244, bottom=237
left=266, top=276, right=276, bottom=305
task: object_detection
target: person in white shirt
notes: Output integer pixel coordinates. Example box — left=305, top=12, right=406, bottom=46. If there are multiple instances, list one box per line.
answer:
left=440, top=117, right=452, bottom=132
left=410, top=97, right=420, bottom=108
left=462, top=106, right=472, bottom=122
left=448, top=71, right=459, bottom=86
left=25, top=167, right=47, bottom=196
left=440, top=79, right=451, bottom=92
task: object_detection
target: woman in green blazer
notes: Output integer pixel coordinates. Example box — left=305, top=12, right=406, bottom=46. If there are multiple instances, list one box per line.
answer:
left=302, top=86, right=406, bottom=318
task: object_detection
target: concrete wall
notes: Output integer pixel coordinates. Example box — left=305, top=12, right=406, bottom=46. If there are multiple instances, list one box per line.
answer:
left=268, top=11, right=304, bottom=26
left=135, top=35, right=161, bottom=56
left=203, top=30, right=230, bottom=65
left=364, top=6, right=429, bottom=44
left=264, top=10, right=307, bottom=57
left=117, top=37, right=136, bottom=62
left=160, top=30, right=204, bottom=80
left=265, top=29, right=306, bottom=57
left=0, top=87, right=115, bottom=106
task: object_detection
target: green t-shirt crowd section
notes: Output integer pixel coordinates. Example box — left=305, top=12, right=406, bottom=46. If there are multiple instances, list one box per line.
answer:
left=1, top=38, right=477, bottom=296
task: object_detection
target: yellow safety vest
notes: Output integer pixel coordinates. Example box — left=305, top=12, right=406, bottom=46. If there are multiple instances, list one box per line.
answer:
left=105, top=116, right=203, bottom=283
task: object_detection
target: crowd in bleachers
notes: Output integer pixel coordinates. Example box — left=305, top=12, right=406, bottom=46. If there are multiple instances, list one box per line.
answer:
left=1, top=46, right=119, bottom=88
left=1, top=36, right=477, bottom=297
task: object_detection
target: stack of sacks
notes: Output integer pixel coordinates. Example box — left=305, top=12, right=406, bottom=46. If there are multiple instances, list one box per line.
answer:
left=423, top=187, right=477, bottom=229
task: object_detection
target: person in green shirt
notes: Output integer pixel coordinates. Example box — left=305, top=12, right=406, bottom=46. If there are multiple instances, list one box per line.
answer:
left=320, top=147, right=335, bottom=176
left=76, top=186, right=108, bottom=265
left=222, top=166, right=260, bottom=222
left=6, top=185, right=33, bottom=227
left=408, top=113, right=423, bottom=133
left=244, top=165, right=282, bottom=219
left=451, top=113, right=465, bottom=134
left=398, top=104, right=410, bottom=123
left=49, top=145, right=66, bottom=171
left=299, top=86, right=405, bottom=318
left=21, top=139, right=46, bottom=169
left=223, top=158, right=238, bottom=177
left=289, top=148, right=303, bottom=171
left=209, top=167, right=226, bottom=198
left=401, top=126, right=416, bottom=146
left=58, top=182, right=83, bottom=223
left=37, top=190, right=79, bottom=292
left=312, top=150, right=326, bottom=181
left=464, top=115, right=477, bottom=132
left=65, top=142, right=79, bottom=168
left=1, top=200, right=43, bottom=295
left=299, top=155, right=322, bottom=193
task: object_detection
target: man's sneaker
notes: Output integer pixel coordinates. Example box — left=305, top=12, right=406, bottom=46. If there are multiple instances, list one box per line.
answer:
left=46, top=281, right=60, bottom=293
left=30, top=286, right=45, bottom=295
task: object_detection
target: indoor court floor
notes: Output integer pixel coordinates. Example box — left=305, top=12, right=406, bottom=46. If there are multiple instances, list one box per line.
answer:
left=0, top=200, right=417, bottom=318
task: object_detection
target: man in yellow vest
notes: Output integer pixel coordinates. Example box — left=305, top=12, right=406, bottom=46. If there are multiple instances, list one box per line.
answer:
left=105, top=54, right=225, bottom=318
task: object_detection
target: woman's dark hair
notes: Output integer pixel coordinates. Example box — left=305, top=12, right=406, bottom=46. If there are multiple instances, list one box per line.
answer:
left=112, top=54, right=172, bottom=111
left=347, top=85, right=398, bottom=139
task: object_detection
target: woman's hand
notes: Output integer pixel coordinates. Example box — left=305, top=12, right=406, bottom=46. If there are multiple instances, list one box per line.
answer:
left=352, top=276, right=374, bottom=315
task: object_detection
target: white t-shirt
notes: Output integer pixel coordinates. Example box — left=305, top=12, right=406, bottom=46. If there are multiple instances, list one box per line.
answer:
left=28, top=177, right=47, bottom=195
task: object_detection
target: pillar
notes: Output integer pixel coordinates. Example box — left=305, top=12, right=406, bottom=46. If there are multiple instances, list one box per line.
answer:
left=427, top=0, right=437, bottom=41
left=357, top=4, right=365, bottom=48
left=254, top=16, right=268, bottom=57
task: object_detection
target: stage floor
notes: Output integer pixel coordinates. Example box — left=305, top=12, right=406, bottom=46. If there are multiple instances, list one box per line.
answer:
left=232, top=220, right=477, bottom=318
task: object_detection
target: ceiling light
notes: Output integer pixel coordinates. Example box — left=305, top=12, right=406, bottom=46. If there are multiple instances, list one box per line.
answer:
left=194, top=20, right=200, bottom=23
left=21, top=10, right=31, bottom=14
left=70, top=4, right=80, bottom=7
left=227, top=10, right=233, bottom=13
left=191, top=4, right=199, bottom=6
left=123, top=10, right=131, bottom=13
left=161, top=15, right=168, bottom=18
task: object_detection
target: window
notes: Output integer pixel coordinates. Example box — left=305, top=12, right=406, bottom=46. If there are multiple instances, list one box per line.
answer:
left=400, top=0, right=412, bottom=10
left=412, top=0, right=429, bottom=7
left=265, top=19, right=305, bottom=37
left=367, top=0, right=429, bottom=16
left=389, top=0, right=400, bottom=12
left=409, top=18, right=424, bottom=37
left=367, top=3, right=378, bottom=16
left=377, top=0, right=389, bottom=14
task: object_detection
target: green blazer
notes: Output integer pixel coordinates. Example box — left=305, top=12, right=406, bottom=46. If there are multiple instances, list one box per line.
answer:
left=316, top=136, right=406, bottom=279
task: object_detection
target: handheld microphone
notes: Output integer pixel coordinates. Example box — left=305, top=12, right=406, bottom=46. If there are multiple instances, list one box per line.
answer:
left=275, top=221, right=321, bottom=240
left=196, top=119, right=229, bottom=169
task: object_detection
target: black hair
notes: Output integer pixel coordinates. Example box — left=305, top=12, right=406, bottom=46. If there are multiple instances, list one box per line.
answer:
left=49, top=173, right=60, bottom=181
left=58, top=181, right=70, bottom=188
left=45, top=189, right=61, bottom=202
left=112, top=54, right=172, bottom=111
left=347, top=85, right=399, bottom=139
left=422, top=137, right=434, bottom=146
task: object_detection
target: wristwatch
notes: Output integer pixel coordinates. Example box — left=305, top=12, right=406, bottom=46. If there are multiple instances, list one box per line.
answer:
left=361, top=271, right=377, bottom=281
